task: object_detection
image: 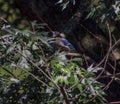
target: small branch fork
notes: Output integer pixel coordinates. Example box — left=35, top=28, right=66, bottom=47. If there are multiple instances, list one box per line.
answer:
left=86, top=21, right=120, bottom=102
left=72, top=20, right=120, bottom=102
left=15, top=49, right=70, bottom=104
left=29, top=17, right=120, bottom=103
left=1, top=14, right=120, bottom=103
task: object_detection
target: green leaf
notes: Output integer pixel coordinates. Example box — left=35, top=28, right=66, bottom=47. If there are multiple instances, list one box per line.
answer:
left=54, top=75, right=68, bottom=85
left=77, top=83, right=83, bottom=92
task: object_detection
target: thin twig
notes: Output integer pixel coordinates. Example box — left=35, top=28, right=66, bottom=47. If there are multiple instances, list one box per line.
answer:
left=86, top=21, right=118, bottom=102
left=2, top=67, right=17, bottom=78
left=15, top=49, right=60, bottom=91
left=31, top=22, right=46, bottom=58
left=96, top=21, right=113, bottom=80
left=21, top=68, right=49, bottom=88
left=60, top=86, right=70, bottom=104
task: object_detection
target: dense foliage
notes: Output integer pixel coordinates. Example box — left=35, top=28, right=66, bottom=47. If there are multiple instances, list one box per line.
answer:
left=0, top=21, right=106, bottom=103
left=0, top=0, right=120, bottom=103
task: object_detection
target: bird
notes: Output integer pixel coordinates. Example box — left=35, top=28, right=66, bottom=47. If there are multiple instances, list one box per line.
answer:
left=49, top=31, right=76, bottom=52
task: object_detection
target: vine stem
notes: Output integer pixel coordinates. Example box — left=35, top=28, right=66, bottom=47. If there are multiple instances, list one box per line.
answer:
left=16, top=49, right=71, bottom=104
left=15, top=49, right=61, bottom=91
left=21, top=67, right=49, bottom=88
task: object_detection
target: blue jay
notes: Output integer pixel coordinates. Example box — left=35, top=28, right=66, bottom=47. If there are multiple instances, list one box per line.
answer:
left=48, top=31, right=94, bottom=64
left=48, top=31, right=76, bottom=52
